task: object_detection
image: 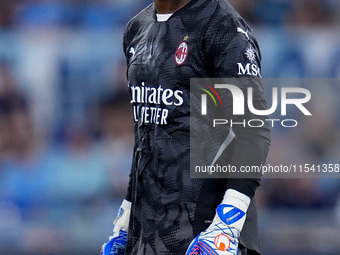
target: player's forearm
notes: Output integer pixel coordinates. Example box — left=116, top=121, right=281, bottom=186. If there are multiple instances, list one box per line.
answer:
left=227, top=179, right=259, bottom=198
left=125, top=171, right=133, bottom=202
left=227, top=130, right=270, bottom=198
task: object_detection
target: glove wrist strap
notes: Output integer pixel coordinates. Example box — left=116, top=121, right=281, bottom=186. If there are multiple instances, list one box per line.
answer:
left=221, top=189, right=250, bottom=212
left=112, top=199, right=131, bottom=237
left=215, top=189, right=251, bottom=232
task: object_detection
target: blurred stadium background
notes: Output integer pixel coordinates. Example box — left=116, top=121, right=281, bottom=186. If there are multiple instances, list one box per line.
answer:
left=0, top=0, right=340, bottom=254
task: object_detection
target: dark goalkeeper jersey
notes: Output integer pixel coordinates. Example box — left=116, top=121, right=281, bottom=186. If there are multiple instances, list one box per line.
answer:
left=123, top=0, right=270, bottom=254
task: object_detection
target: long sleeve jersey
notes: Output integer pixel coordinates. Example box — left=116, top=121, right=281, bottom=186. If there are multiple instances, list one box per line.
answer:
left=123, top=0, right=270, bottom=254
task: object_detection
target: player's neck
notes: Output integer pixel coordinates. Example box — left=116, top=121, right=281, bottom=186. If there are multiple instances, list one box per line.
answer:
left=154, top=0, right=191, bottom=14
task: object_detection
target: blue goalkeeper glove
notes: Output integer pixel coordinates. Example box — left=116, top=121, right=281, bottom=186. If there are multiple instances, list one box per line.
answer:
left=186, top=189, right=250, bottom=255
left=100, top=199, right=131, bottom=255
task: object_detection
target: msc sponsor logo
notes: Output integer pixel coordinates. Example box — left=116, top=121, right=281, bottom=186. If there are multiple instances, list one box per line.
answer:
left=237, top=62, right=262, bottom=77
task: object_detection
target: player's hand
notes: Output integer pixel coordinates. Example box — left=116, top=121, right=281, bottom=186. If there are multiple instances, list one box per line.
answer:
left=186, top=220, right=240, bottom=255
left=100, top=231, right=127, bottom=255
left=185, top=189, right=250, bottom=255
left=100, top=199, right=131, bottom=255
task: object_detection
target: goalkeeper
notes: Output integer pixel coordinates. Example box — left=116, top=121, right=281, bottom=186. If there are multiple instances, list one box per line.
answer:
left=101, top=0, right=270, bottom=254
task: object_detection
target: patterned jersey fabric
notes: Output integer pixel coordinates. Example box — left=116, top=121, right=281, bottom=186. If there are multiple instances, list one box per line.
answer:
left=123, top=0, right=270, bottom=254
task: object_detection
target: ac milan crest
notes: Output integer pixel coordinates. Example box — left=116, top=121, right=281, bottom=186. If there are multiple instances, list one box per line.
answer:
left=175, top=41, right=188, bottom=65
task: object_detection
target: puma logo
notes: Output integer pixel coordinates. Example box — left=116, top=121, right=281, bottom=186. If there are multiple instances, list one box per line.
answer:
left=237, top=27, right=249, bottom=40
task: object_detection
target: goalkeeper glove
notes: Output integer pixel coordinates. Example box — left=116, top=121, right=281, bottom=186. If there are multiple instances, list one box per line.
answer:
left=100, top=199, right=131, bottom=255
left=186, top=189, right=250, bottom=255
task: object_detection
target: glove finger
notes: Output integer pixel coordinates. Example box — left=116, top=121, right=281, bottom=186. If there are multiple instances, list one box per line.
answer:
left=186, top=236, right=200, bottom=255
left=101, top=231, right=127, bottom=255
left=199, top=240, right=219, bottom=255
left=111, top=231, right=128, bottom=255
left=100, top=238, right=114, bottom=255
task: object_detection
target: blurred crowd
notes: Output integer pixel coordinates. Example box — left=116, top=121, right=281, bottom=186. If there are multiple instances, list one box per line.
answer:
left=0, top=0, right=340, bottom=254
left=0, top=0, right=339, bottom=29
left=0, top=0, right=146, bottom=29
